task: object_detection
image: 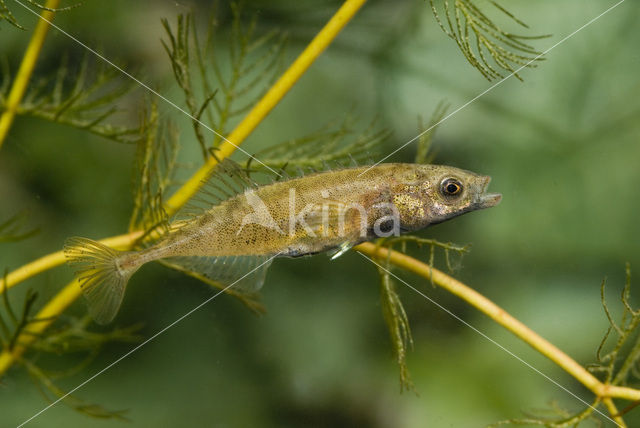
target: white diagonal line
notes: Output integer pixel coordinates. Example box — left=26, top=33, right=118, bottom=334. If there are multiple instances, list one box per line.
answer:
left=17, top=254, right=279, bottom=427
left=359, top=252, right=620, bottom=427
left=358, top=0, right=626, bottom=177
left=11, top=0, right=281, bottom=177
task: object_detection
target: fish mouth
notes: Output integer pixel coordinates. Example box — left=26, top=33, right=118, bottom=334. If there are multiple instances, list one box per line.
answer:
left=476, top=176, right=502, bottom=209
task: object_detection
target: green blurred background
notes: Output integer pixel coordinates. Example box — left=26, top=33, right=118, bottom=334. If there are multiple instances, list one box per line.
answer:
left=1, top=0, right=639, bottom=426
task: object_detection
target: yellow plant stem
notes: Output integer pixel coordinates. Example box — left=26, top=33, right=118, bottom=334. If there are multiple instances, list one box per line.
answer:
left=2, top=0, right=368, bottom=291
left=355, top=241, right=640, bottom=405
left=0, top=279, right=79, bottom=374
left=0, top=0, right=368, bottom=377
left=0, top=231, right=143, bottom=373
left=603, top=397, right=627, bottom=427
left=1, top=0, right=368, bottom=295
left=165, top=0, right=368, bottom=214
left=0, top=0, right=61, bottom=150
left=0, top=0, right=637, bottom=420
left=5, top=0, right=635, bottom=417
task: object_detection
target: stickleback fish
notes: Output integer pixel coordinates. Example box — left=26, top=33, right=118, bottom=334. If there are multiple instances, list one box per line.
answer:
left=64, top=162, right=501, bottom=324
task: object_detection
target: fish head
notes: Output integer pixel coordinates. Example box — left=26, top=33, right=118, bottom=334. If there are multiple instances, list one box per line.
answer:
left=393, top=164, right=501, bottom=230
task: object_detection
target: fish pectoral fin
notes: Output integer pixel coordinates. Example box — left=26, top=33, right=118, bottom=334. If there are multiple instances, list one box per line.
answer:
left=162, top=254, right=274, bottom=293
left=327, top=240, right=357, bottom=260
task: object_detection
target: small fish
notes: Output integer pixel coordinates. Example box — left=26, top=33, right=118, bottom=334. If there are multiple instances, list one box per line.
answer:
left=64, top=162, right=501, bottom=324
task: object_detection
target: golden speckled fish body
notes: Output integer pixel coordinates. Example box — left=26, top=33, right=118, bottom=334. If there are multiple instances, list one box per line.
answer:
left=158, top=165, right=395, bottom=258
left=155, top=163, right=500, bottom=258
left=64, top=162, right=501, bottom=324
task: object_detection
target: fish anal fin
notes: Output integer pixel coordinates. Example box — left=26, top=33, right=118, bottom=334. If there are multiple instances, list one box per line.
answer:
left=163, top=254, right=273, bottom=294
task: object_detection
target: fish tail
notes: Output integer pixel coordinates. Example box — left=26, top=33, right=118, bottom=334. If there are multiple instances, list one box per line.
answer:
left=63, top=237, right=141, bottom=324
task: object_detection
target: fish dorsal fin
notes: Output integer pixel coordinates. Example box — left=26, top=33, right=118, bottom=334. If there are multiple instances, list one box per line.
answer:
left=177, top=159, right=258, bottom=220
left=162, top=254, right=273, bottom=294
left=134, top=221, right=170, bottom=250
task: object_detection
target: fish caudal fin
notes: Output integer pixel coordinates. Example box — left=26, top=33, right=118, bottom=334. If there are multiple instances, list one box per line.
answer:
left=64, top=237, right=140, bottom=325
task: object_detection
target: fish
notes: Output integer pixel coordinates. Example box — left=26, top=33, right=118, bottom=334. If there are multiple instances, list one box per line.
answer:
left=64, top=161, right=501, bottom=324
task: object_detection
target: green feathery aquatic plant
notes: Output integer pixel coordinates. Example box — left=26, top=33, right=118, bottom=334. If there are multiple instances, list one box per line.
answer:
left=1, top=1, right=638, bottom=426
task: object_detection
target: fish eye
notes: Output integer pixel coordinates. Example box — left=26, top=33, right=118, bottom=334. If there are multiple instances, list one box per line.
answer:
left=441, top=178, right=463, bottom=197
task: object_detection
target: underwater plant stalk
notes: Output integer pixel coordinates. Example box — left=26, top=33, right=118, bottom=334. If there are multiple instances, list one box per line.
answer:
left=165, top=0, right=369, bottom=214
left=0, top=0, right=61, bottom=151
left=355, top=242, right=640, bottom=405
left=0, top=0, right=369, bottom=293
left=2, top=2, right=638, bottom=422
left=603, top=397, right=626, bottom=427
left=0, top=0, right=368, bottom=373
left=0, top=278, right=79, bottom=372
